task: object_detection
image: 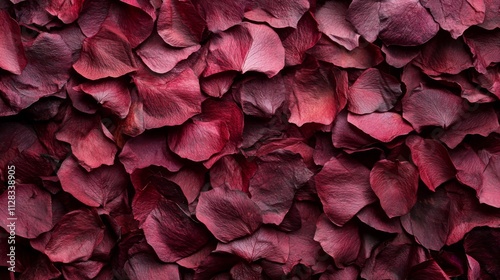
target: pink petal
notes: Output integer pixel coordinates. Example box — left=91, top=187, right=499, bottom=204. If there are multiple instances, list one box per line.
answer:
left=370, top=160, right=419, bottom=218
left=315, top=1, right=359, bottom=50
left=244, top=0, right=309, bottom=28
left=191, top=0, right=245, bottom=31
left=315, top=154, right=377, bottom=226
left=0, top=10, right=27, bottom=75
left=348, top=112, right=413, bottom=142
left=279, top=12, right=321, bottom=66
left=236, top=74, right=287, bottom=118
left=46, top=0, right=84, bottom=23
left=196, top=188, right=262, bottom=242
left=77, top=79, right=131, bottom=119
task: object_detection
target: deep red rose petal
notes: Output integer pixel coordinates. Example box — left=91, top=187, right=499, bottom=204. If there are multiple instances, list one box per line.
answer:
left=0, top=10, right=27, bottom=75
left=236, top=74, right=287, bottom=119
left=314, top=214, right=360, bottom=268
left=315, top=154, right=377, bottom=226
left=463, top=28, right=500, bottom=74
left=407, top=260, right=449, bottom=280
left=124, top=253, right=180, bottom=280
left=157, top=0, right=206, bottom=47
left=279, top=12, right=321, bottom=66
left=196, top=188, right=262, bottom=242
left=216, top=227, right=289, bottom=263
left=370, top=160, right=419, bottom=218
left=77, top=79, right=131, bottom=119
left=46, top=0, right=84, bottom=24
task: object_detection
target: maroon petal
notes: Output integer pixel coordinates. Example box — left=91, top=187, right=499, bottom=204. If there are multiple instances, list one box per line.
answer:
left=244, top=0, right=309, bottom=28
left=62, top=261, right=105, bottom=280
left=449, top=145, right=485, bottom=192
left=58, top=156, right=128, bottom=209
left=479, top=155, right=500, bottom=208
left=370, top=160, right=419, bottom=218
left=348, top=112, right=413, bottom=143
left=413, top=33, right=473, bottom=76
left=280, top=12, right=321, bottom=66
left=314, top=214, right=360, bottom=268
left=132, top=67, right=205, bottom=129
left=406, top=136, right=456, bottom=191
left=196, top=188, right=262, bottom=242
left=249, top=151, right=313, bottom=225
left=463, top=28, right=500, bottom=74
left=315, top=154, right=377, bottom=226
left=382, top=45, right=421, bottom=68
left=408, top=260, right=449, bottom=280
left=347, top=68, right=402, bottom=114
left=119, top=130, right=183, bottom=174
left=377, top=0, right=439, bottom=46
left=345, top=0, right=380, bottom=42
left=315, top=1, right=360, bottom=50
left=32, top=209, right=105, bottom=263
left=0, top=33, right=72, bottom=116
left=190, top=0, right=244, bottom=32
left=205, top=22, right=285, bottom=78
left=0, top=10, right=27, bottom=75
left=77, top=79, right=131, bottom=119
left=320, top=266, right=359, bottom=280
left=136, top=31, right=200, bottom=74
left=287, top=62, right=347, bottom=127
left=210, top=155, right=257, bottom=193
left=464, top=227, right=500, bottom=278
left=216, top=227, right=289, bottom=263
left=420, top=0, right=485, bottom=38
left=46, top=0, right=84, bottom=24
left=0, top=184, right=52, bottom=238
left=157, top=0, right=206, bottom=47
left=331, top=110, right=378, bottom=151
left=308, top=36, right=384, bottom=69
left=73, top=24, right=137, bottom=80
left=55, top=110, right=117, bottom=171
left=236, top=74, right=287, bottom=119
left=230, top=263, right=263, bottom=280
left=124, top=253, right=180, bottom=280
left=401, top=188, right=451, bottom=251
left=357, top=204, right=403, bottom=234
left=142, top=198, right=209, bottom=262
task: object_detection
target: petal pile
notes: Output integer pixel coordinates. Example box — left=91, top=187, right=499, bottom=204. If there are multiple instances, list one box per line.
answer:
left=1, top=0, right=500, bottom=279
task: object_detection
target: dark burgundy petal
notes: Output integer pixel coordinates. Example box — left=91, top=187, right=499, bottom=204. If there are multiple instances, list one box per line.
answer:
left=77, top=79, right=131, bottom=119
left=237, top=74, right=287, bottom=118
left=370, top=160, right=419, bottom=218
left=382, top=45, right=421, bottom=68
left=19, top=254, right=61, bottom=280
left=55, top=110, right=117, bottom=170
left=124, top=253, right=180, bottom=280
left=210, top=155, right=257, bottom=193
left=315, top=154, right=377, bottom=226
left=191, top=0, right=244, bottom=31
left=58, top=156, right=128, bottom=209
left=314, top=214, right=360, bottom=268
left=464, top=227, right=500, bottom=278
left=347, top=68, right=402, bottom=114
left=402, top=86, right=463, bottom=133
left=407, top=260, right=449, bottom=280
left=413, top=33, right=473, bottom=76
left=0, top=33, right=71, bottom=116
left=463, top=28, right=500, bottom=74
left=62, top=261, right=105, bottom=280
left=32, top=209, right=105, bottom=263
left=216, top=227, right=289, bottom=263
left=73, top=24, right=137, bottom=80
left=230, top=263, right=262, bottom=280
left=331, top=110, right=378, bottom=151
left=244, top=0, right=309, bottom=28
left=357, top=204, right=403, bottom=234
left=196, top=188, right=262, bottom=242
left=377, top=0, right=438, bottom=46
left=346, top=0, right=380, bottom=42
left=348, top=112, right=413, bottom=142
left=315, top=1, right=360, bottom=50
left=136, top=31, right=200, bottom=74
left=280, top=12, right=321, bottom=66
left=420, top=0, right=485, bottom=38
left=401, top=188, right=451, bottom=250
left=200, top=72, right=237, bottom=98
left=286, top=62, right=347, bottom=126
left=132, top=67, right=205, bottom=129
left=0, top=10, right=27, bottom=75
left=204, top=22, right=285, bottom=78
left=360, top=236, right=427, bottom=280
left=46, top=0, right=84, bottom=23
left=406, top=136, right=456, bottom=191
left=142, top=198, right=209, bottom=262
left=157, top=0, right=206, bottom=47
left=449, top=145, right=485, bottom=192
left=308, top=36, right=384, bottom=69
left=320, top=266, right=359, bottom=280
left=0, top=184, right=52, bottom=238
left=249, top=151, right=313, bottom=225
left=119, top=130, right=183, bottom=174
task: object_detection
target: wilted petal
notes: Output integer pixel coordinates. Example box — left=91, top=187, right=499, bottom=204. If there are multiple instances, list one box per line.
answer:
left=315, top=154, right=377, bottom=226
left=157, top=0, right=206, bottom=47
left=0, top=10, right=27, bottom=75
left=124, top=253, right=180, bottom=280
left=348, top=112, right=413, bottom=143
left=244, top=0, right=309, bottom=28
left=315, top=1, right=359, bottom=50
left=46, top=0, right=84, bottom=23
left=236, top=74, right=287, bottom=118
left=463, top=28, right=500, bottom=74
left=196, top=188, right=262, bottom=242
left=77, top=79, right=131, bottom=119
left=280, top=12, right=321, bottom=66
left=191, top=0, right=245, bottom=31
